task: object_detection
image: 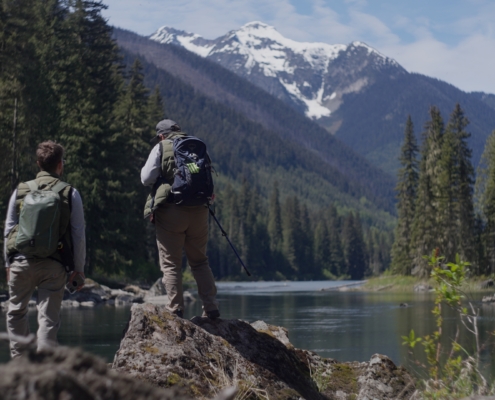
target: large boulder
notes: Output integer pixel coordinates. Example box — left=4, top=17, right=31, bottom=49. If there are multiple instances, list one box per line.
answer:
left=0, top=345, right=191, bottom=400
left=113, top=303, right=416, bottom=399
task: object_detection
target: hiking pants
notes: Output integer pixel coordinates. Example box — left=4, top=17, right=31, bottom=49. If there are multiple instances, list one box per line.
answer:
left=7, top=258, right=66, bottom=358
left=155, top=204, right=218, bottom=314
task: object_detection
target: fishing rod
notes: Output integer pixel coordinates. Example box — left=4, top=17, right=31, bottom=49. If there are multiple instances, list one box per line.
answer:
left=207, top=205, right=251, bottom=277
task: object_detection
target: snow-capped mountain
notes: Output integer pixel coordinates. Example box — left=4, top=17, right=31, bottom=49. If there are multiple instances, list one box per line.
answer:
left=150, top=21, right=405, bottom=121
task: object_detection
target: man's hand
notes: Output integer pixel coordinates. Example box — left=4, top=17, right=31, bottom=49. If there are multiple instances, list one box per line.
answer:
left=68, top=271, right=85, bottom=291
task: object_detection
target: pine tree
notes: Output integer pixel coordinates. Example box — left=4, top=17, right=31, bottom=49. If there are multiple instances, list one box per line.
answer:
left=433, top=104, right=475, bottom=265
left=327, top=205, right=344, bottom=276
left=268, top=182, right=283, bottom=251
left=300, top=203, right=315, bottom=278
left=282, top=195, right=304, bottom=277
left=342, top=212, right=367, bottom=279
left=476, top=130, right=495, bottom=274
left=410, top=107, right=444, bottom=278
left=437, top=118, right=457, bottom=262
left=54, top=0, right=124, bottom=274
left=109, top=59, right=155, bottom=277
left=390, top=116, right=418, bottom=275
left=449, top=104, right=475, bottom=264
left=314, top=220, right=331, bottom=277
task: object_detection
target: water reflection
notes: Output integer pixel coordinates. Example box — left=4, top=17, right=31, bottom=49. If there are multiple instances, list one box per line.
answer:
left=0, top=281, right=493, bottom=381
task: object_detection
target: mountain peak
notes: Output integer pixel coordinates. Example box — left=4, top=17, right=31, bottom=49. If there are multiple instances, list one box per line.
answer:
left=150, top=23, right=404, bottom=120
left=240, top=21, right=272, bottom=30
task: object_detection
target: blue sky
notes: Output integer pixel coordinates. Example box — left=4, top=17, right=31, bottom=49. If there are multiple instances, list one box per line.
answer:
left=101, top=0, right=495, bottom=94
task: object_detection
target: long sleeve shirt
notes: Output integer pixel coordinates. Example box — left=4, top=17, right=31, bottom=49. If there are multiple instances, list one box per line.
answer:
left=3, top=187, right=86, bottom=272
left=141, top=143, right=162, bottom=186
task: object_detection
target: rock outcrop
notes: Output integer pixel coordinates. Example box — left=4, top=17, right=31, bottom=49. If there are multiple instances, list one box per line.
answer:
left=0, top=345, right=191, bottom=400
left=113, top=303, right=416, bottom=399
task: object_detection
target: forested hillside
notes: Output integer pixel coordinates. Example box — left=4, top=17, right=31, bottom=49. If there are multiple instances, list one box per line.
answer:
left=113, top=28, right=396, bottom=213
left=333, top=73, right=495, bottom=174
left=0, top=1, right=393, bottom=282
left=145, top=23, right=495, bottom=178
left=119, top=50, right=393, bottom=279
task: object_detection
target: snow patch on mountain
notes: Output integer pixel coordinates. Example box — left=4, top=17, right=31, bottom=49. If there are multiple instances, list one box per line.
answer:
left=214, top=22, right=346, bottom=76
left=150, top=28, right=213, bottom=57
left=150, top=21, right=402, bottom=120
left=282, top=79, right=331, bottom=119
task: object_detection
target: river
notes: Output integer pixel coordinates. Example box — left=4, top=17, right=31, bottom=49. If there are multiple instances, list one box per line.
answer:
left=0, top=280, right=494, bottom=380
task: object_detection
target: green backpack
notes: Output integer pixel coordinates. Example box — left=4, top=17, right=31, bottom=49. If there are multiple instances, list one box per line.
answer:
left=14, top=180, right=70, bottom=258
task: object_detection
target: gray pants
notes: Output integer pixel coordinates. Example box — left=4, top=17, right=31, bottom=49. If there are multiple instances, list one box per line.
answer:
left=7, top=258, right=66, bottom=358
left=155, top=204, right=218, bottom=314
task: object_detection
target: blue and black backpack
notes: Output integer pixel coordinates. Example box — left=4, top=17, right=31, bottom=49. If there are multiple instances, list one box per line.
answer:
left=170, top=136, right=214, bottom=206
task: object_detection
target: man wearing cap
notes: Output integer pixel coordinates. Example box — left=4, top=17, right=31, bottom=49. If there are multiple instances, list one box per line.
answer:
left=141, top=119, right=220, bottom=319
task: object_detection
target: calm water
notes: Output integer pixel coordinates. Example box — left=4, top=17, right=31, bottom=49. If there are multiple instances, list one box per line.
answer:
left=1, top=280, right=494, bottom=379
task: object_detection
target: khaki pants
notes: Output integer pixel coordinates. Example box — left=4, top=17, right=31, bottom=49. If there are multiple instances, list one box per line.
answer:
left=7, top=258, right=66, bottom=358
left=155, top=204, right=218, bottom=314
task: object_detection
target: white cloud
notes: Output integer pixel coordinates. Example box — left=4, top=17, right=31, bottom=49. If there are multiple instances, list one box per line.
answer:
left=382, top=34, right=495, bottom=93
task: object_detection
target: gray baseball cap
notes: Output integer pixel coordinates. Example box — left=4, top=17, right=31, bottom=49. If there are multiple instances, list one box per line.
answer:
left=151, top=119, right=181, bottom=144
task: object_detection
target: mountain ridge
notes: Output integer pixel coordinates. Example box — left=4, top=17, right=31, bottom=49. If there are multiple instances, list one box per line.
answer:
left=114, top=27, right=396, bottom=211
left=147, top=22, right=495, bottom=175
left=150, top=21, right=403, bottom=120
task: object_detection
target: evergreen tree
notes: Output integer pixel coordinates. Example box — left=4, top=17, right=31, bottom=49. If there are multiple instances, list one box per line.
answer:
left=437, top=118, right=457, bottom=262
left=449, top=104, right=475, bottom=264
left=282, top=195, right=304, bottom=277
left=268, top=182, right=283, bottom=251
left=327, top=206, right=344, bottom=276
left=300, top=203, right=315, bottom=278
left=410, top=107, right=444, bottom=278
left=59, top=0, right=123, bottom=275
left=476, top=130, right=495, bottom=274
left=109, top=59, right=155, bottom=277
left=428, top=104, right=474, bottom=266
left=390, top=116, right=418, bottom=275
left=314, top=220, right=331, bottom=277
left=342, top=212, right=367, bottom=279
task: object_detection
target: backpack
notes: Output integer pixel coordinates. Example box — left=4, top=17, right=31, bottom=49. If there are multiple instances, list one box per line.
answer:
left=14, top=180, right=70, bottom=258
left=170, top=136, right=214, bottom=206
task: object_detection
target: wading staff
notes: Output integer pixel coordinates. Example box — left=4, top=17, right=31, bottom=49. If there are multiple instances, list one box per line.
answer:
left=207, top=205, right=251, bottom=277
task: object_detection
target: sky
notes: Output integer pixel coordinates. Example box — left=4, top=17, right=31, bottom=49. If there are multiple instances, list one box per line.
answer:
left=101, top=0, right=495, bottom=94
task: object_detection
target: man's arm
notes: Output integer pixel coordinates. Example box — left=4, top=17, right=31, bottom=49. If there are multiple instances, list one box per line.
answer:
left=4, top=189, right=17, bottom=272
left=70, top=188, right=86, bottom=289
left=141, top=143, right=162, bottom=186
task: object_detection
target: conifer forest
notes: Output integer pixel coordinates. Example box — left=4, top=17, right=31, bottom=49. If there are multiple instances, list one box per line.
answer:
left=0, top=1, right=493, bottom=283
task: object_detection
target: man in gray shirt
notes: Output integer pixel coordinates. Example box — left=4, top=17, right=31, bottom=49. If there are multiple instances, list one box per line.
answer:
left=3, top=141, right=86, bottom=358
left=141, top=119, right=219, bottom=319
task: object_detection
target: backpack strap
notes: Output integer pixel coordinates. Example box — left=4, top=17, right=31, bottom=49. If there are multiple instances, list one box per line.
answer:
left=24, top=180, right=70, bottom=194
left=25, top=180, right=38, bottom=192
left=51, top=181, right=70, bottom=194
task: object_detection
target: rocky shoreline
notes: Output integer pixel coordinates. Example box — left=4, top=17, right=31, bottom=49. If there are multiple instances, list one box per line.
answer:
left=0, top=294, right=418, bottom=399
left=0, top=277, right=195, bottom=310
left=1, top=279, right=494, bottom=398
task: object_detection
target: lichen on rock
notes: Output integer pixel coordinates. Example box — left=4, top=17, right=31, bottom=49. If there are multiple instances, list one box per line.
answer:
left=112, top=303, right=416, bottom=399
